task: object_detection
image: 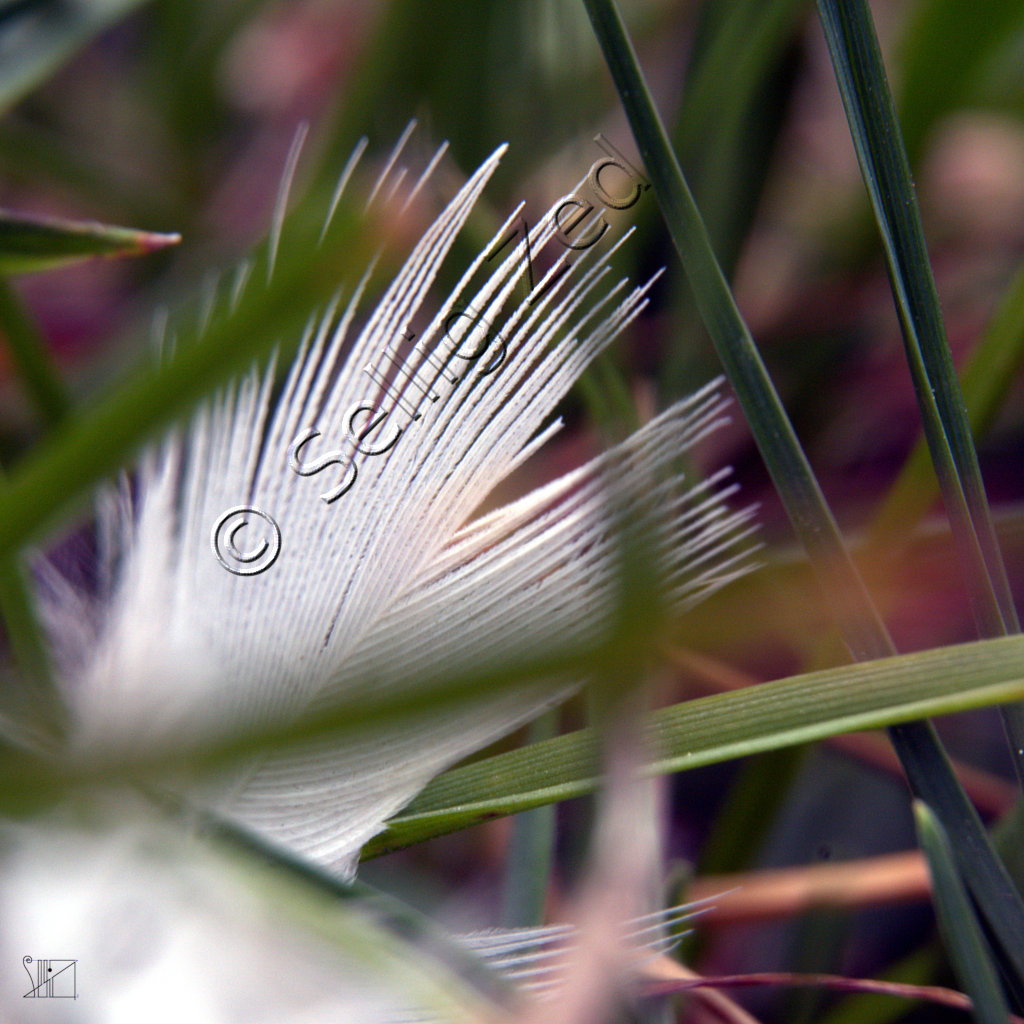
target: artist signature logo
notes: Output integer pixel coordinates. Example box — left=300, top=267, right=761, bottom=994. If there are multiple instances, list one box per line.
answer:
left=23, top=956, right=78, bottom=999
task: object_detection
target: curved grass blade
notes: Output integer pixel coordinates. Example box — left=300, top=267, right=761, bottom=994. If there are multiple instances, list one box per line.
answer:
left=579, top=0, right=1024, bottom=990
left=914, top=800, right=1013, bottom=1024
left=815, top=941, right=943, bottom=1024
left=643, top=967, right=1020, bottom=1021
left=365, top=635, right=1024, bottom=856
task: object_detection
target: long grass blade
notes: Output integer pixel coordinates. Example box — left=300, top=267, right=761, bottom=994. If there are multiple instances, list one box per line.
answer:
left=366, top=635, right=1024, bottom=856
left=582, top=0, right=882, bottom=656
left=660, top=0, right=807, bottom=397
left=0, top=474, right=62, bottom=739
left=5, top=631, right=1024, bottom=832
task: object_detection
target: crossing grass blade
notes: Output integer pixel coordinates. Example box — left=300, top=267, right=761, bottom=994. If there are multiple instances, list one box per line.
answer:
left=581, top=0, right=1024, bottom=995
left=7, top=627, right=1024, bottom=837
left=364, top=635, right=1024, bottom=857
left=818, top=0, right=1018, bottom=641
left=582, top=0, right=884, bottom=658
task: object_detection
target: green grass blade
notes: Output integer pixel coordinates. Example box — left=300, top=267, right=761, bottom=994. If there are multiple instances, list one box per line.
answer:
left=0, top=278, right=70, bottom=427
left=8, top=629, right=1024, bottom=838
left=0, top=560, right=63, bottom=738
left=914, top=801, right=1013, bottom=1024
left=0, top=553, right=50, bottom=698
left=0, top=210, right=179, bottom=275
left=993, top=801, right=1024, bottom=894
left=0, top=458, right=63, bottom=738
left=580, top=0, right=1024, bottom=988
left=365, top=635, right=1024, bottom=856
left=0, top=281, right=70, bottom=734
left=665, top=0, right=811, bottom=887
left=0, top=638, right=600, bottom=817
left=696, top=746, right=808, bottom=876
left=0, top=122, right=173, bottom=227
left=0, top=483, right=63, bottom=740
left=582, top=0, right=885, bottom=660
left=676, top=0, right=805, bottom=158
left=660, top=0, right=807, bottom=398
left=674, top=0, right=807, bottom=270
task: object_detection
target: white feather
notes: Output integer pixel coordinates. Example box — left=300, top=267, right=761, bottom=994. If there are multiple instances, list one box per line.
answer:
left=49, top=131, right=758, bottom=875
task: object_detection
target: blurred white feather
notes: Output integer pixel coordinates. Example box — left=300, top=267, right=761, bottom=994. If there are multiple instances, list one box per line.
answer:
left=0, top=798, right=492, bottom=1024
left=0, top=795, right=709, bottom=1024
